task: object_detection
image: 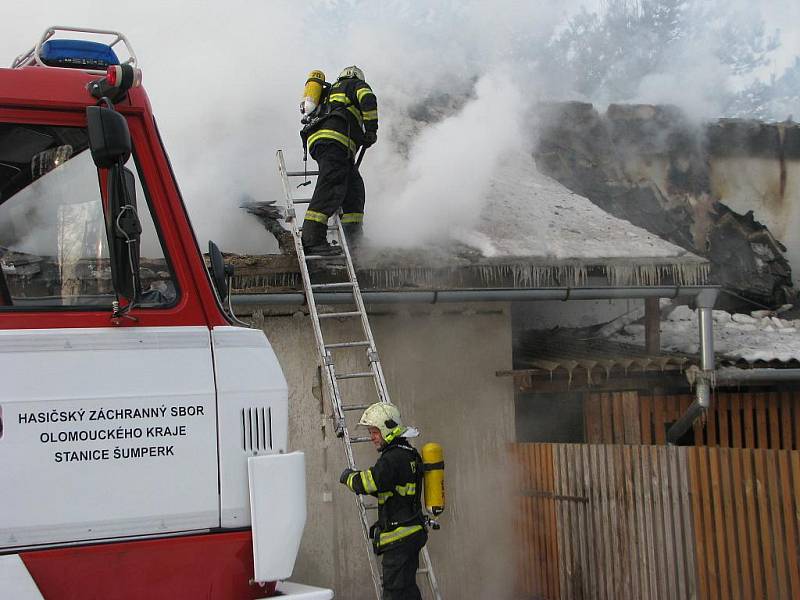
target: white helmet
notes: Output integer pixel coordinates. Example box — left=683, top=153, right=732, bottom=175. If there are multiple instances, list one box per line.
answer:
left=339, top=65, right=365, bottom=81
left=359, top=402, right=405, bottom=442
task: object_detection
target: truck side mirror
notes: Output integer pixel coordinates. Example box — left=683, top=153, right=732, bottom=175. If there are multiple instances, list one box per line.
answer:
left=107, top=165, right=142, bottom=303
left=208, top=240, right=230, bottom=301
left=86, top=105, right=131, bottom=168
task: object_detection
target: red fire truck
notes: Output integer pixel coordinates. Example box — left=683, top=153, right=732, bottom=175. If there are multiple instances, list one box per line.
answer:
left=0, top=26, right=331, bottom=600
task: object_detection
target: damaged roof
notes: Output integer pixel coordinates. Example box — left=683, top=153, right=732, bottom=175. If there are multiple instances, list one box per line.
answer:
left=237, top=150, right=710, bottom=293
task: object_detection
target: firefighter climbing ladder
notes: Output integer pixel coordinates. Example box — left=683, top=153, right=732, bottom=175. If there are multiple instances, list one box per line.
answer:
left=276, top=150, right=443, bottom=600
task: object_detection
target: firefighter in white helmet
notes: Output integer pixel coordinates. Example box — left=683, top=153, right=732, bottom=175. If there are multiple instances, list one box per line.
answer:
left=339, top=402, right=426, bottom=600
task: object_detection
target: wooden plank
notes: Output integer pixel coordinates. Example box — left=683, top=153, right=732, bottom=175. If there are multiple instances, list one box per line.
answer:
left=582, top=445, right=599, bottom=600
left=612, top=393, right=625, bottom=444
left=623, top=445, right=642, bottom=600
left=731, top=393, right=743, bottom=449
left=632, top=446, right=651, bottom=600
left=601, top=394, right=614, bottom=445
left=699, top=446, right=720, bottom=600
left=688, top=448, right=709, bottom=600
left=766, top=448, right=790, bottom=600
left=575, top=446, right=590, bottom=600
left=527, top=445, right=538, bottom=597
left=622, top=391, right=641, bottom=444
left=611, top=445, right=628, bottom=599
left=641, top=444, right=659, bottom=600
left=743, top=449, right=766, bottom=596
left=769, top=392, right=781, bottom=450
left=794, top=393, right=800, bottom=450
left=553, top=444, right=581, bottom=598
left=678, top=448, right=698, bottom=600
left=780, top=392, right=793, bottom=450
left=534, top=445, right=546, bottom=599
left=599, top=445, right=614, bottom=600
left=640, top=393, right=653, bottom=445
left=546, top=445, right=560, bottom=600
left=659, top=446, right=678, bottom=600
left=779, top=450, right=800, bottom=598
left=649, top=445, right=668, bottom=600
left=669, top=446, right=689, bottom=599
left=717, top=394, right=730, bottom=447
left=754, top=449, right=777, bottom=600
left=730, top=447, right=754, bottom=600
left=707, top=393, right=718, bottom=447
left=790, top=453, right=800, bottom=597
left=756, top=392, right=769, bottom=449
left=743, top=393, right=756, bottom=449
left=554, top=445, right=567, bottom=599
left=653, top=394, right=666, bottom=445
left=719, top=447, right=741, bottom=600
left=586, top=394, right=603, bottom=444
left=709, top=447, right=731, bottom=600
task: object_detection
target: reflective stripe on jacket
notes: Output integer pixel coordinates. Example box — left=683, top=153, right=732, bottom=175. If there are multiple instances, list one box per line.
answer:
left=344, top=438, right=425, bottom=551
left=305, top=76, right=378, bottom=156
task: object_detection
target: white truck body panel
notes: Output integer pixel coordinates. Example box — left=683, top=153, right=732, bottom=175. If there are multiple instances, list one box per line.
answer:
left=0, top=327, right=219, bottom=548
left=212, top=326, right=289, bottom=528
left=249, top=452, right=306, bottom=582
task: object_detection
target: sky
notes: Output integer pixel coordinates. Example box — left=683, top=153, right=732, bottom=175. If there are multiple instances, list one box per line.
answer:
left=2, top=1, right=799, bottom=253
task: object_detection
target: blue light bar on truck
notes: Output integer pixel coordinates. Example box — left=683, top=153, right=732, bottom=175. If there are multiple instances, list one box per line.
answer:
left=41, top=39, right=120, bottom=69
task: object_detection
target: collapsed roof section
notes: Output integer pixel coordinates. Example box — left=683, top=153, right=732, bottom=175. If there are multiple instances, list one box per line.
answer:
left=237, top=150, right=710, bottom=293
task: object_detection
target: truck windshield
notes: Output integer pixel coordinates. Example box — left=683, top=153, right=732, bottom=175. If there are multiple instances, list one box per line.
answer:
left=0, top=122, right=176, bottom=309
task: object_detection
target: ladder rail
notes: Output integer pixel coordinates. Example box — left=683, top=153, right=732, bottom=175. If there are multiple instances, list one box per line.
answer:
left=276, top=149, right=442, bottom=600
left=334, top=217, right=393, bottom=405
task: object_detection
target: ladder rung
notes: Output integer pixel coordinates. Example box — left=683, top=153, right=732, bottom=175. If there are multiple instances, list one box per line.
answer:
left=319, top=311, right=362, bottom=319
left=343, top=403, right=373, bottom=411
left=336, top=371, right=375, bottom=380
left=304, top=254, right=346, bottom=261
left=363, top=504, right=378, bottom=510
left=292, top=198, right=312, bottom=204
left=351, top=436, right=373, bottom=443
left=416, top=568, right=429, bottom=574
left=325, top=341, right=371, bottom=349
left=311, top=282, right=354, bottom=290
left=287, top=170, right=319, bottom=177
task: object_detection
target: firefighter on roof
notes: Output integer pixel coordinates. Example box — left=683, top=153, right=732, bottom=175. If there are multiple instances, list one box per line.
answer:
left=340, top=402, right=427, bottom=600
left=300, top=65, right=378, bottom=255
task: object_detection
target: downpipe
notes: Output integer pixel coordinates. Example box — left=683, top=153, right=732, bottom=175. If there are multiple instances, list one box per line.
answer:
left=667, top=289, right=718, bottom=445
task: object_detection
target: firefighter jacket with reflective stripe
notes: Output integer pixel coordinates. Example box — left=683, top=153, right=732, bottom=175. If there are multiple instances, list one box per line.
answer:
left=344, top=438, right=426, bottom=553
left=303, top=76, right=378, bottom=156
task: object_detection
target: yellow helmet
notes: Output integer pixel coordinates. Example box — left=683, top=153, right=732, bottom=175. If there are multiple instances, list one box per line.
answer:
left=359, top=402, right=404, bottom=442
left=339, top=65, right=365, bottom=81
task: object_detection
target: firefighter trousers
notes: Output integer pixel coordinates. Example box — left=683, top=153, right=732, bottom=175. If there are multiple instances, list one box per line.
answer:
left=306, top=141, right=365, bottom=224
left=380, top=533, right=426, bottom=600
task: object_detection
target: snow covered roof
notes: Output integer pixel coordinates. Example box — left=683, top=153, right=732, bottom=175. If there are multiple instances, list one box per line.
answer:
left=611, top=305, right=800, bottom=365
left=237, top=150, right=710, bottom=292
left=351, top=151, right=710, bottom=289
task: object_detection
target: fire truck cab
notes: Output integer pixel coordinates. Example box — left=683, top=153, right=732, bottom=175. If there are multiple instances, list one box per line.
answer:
left=0, top=27, right=330, bottom=600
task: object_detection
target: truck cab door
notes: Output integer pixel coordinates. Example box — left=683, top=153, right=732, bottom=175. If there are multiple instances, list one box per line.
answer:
left=0, top=115, right=220, bottom=549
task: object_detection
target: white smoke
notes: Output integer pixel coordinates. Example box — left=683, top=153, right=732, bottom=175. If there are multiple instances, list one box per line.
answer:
left=2, top=0, right=799, bottom=253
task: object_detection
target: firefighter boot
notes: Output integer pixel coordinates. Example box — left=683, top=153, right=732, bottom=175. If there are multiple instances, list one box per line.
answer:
left=342, top=222, right=364, bottom=251
left=302, top=219, right=341, bottom=256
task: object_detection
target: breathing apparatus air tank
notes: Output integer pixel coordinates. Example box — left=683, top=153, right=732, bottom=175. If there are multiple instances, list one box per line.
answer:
left=301, top=70, right=326, bottom=117
left=421, top=442, right=445, bottom=516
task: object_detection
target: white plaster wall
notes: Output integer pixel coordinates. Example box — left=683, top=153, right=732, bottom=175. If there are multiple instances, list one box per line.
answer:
left=252, top=302, right=515, bottom=599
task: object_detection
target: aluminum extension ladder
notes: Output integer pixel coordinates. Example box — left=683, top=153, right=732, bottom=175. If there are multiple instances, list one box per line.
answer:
left=276, top=149, right=443, bottom=600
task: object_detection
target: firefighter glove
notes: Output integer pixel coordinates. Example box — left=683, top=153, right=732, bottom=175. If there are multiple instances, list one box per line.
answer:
left=363, top=131, right=377, bottom=148
left=340, top=467, right=357, bottom=484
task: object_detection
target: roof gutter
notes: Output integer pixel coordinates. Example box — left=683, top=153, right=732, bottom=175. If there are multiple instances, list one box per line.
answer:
left=232, top=286, right=720, bottom=306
